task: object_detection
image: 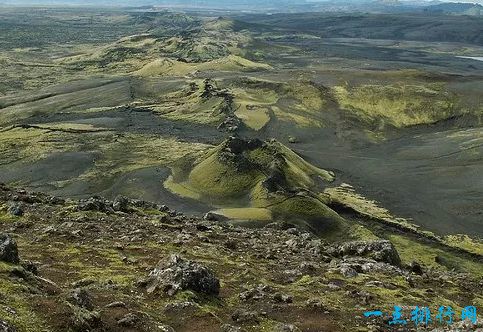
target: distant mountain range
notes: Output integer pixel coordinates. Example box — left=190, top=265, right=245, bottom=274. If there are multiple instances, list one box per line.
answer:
left=1, top=0, right=483, bottom=15
left=424, top=2, right=483, bottom=14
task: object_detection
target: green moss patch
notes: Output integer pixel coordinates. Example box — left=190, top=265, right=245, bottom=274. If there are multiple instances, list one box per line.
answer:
left=389, top=234, right=483, bottom=277
left=214, top=207, right=272, bottom=221
left=333, top=83, right=460, bottom=128
left=165, top=137, right=346, bottom=236
left=443, top=234, right=483, bottom=256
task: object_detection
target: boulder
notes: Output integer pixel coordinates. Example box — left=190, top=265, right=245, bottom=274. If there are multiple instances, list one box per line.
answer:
left=66, top=287, right=101, bottom=330
left=77, top=196, right=110, bottom=212
left=48, top=196, right=65, bottom=205
left=224, top=136, right=263, bottom=154
left=273, top=293, right=293, bottom=304
left=0, top=320, right=16, bottom=332
left=203, top=212, right=228, bottom=222
left=330, top=257, right=404, bottom=277
left=271, top=323, right=301, bottom=332
left=430, top=317, right=482, bottom=331
left=117, top=313, right=139, bottom=327
left=409, top=261, right=423, bottom=275
left=221, top=324, right=242, bottom=332
left=340, top=265, right=358, bottom=278
left=158, top=325, right=175, bottom=332
left=7, top=204, right=23, bottom=217
left=0, top=234, right=19, bottom=264
left=239, top=284, right=271, bottom=302
left=328, top=240, right=401, bottom=266
left=69, top=307, right=101, bottom=331
left=145, top=254, right=220, bottom=296
left=68, top=288, right=94, bottom=311
left=112, top=195, right=129, bottom=212
left=131, top=199, right=157, bottom=209
left=105, top=301, right=126, bottom=308
left=231, top=309, right=259, bottom=324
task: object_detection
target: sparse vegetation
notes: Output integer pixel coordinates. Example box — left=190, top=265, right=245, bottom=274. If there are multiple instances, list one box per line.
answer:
left=0, top=6, right=481, bottom=332
left=333, top=83, right=460, bottom=128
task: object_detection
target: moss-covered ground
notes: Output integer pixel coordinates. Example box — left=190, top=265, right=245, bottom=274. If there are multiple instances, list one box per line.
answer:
left=0, top=8, right=482, bottom=331
left=0, top=185, right=480, bottom=331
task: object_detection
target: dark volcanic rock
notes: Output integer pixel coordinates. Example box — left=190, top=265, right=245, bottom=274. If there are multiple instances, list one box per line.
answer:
left=131, top=199, right=157, bottom=209
left=158, top=325, right=175, bottom=332
left=328, top=240, right=401, bottom=266
left=218, top=116, right=239, bottom=132
left=272, top=323, right=301, bottom=332
left=21, top=261, right=38, bottom=275
left=117, top=313, right=140, bottom=327
left=331, top=256, right=404, bottom=278
left=262, top=164, right=287, bottom=192
left=224, top=136, right=263, bottom=154
left=340, top=265, right=359, bottom=278
left=0, top=234, right=19, bottom=264
left=105, top=301, right=126, bottom=308
left=48, top=196, right=65, bottom=205
left=221, top=324, right=242, bottom=332
left=239, top=284, right=272, bottom=302
left=69, top=308, right=101, bottom=331
left=273, top=292, right=293, bottom=304
left=77, top=196, right=110, bottom=213
left=0, top=320, right=16, bottom=332
left=201, top=79, right=219, bottom=99
left=7, top=204, right=23, bottom=217
left=68, top=288, right=94, bottom=311
left=231, top=309, right=259, bottom=324
left=66, top=287, right=101, bottom=330
left=409, top=261, right=424, bottom=275
left=204, top=212, right=229, bottom=222
left=112, top=195, right=129, bottom=212
left=159, top=204, right=169, bottom=212
left=145, top=254, right=220, bottom=296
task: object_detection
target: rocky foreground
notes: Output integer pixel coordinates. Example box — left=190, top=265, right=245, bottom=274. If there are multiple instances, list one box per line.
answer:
left=0, top=184, right=481, bottom=332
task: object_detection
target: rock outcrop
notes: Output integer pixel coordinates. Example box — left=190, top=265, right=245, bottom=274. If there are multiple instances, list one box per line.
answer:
left=0, top=320, right=16, bottom=332
left=144, top=254, right=220, bottom=296
left=328, top=240, right=401, bottom=266
left=0, top=234, right=19, bottom=264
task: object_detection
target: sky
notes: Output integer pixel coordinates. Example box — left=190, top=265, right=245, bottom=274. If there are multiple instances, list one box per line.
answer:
left=3, top=0, right=483, bottom=5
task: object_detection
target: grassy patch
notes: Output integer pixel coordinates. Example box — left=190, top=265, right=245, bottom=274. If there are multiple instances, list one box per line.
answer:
left=136, top=55, right=271, bottom=77
left=286, top=80, right=326, bottom=112
left=389, top=234, right=483, bottom=277
left=188, top=151, right=263, bottom=199
left=0, top=127, right=80, bottom=165
left=272, top=105, right=323, bottom=128
left=269, top=194, right=347, bottom=236
left=235, top=105, right=271, bottom=130
left=0, top=204, right=16, bottom=223
left=149, top=80, right=227, bottom=125
left=0, top=263, right=49, bottom=331
left=348, top=224, right=379, bottom=241
left=81, top=133, right=210, bottom=179
left=443, top=234, right=483, bottom=256
left=32, top=122, right=110, bottom=132
left=333, top=83, right=459, bottom=128
left=325, top=184, right=420, bottom=233
left=214, top=207, right=272, bottom=221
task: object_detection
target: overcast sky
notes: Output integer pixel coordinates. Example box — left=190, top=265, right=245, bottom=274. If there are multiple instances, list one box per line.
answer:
left=3, top=0, right=483, bottom=5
